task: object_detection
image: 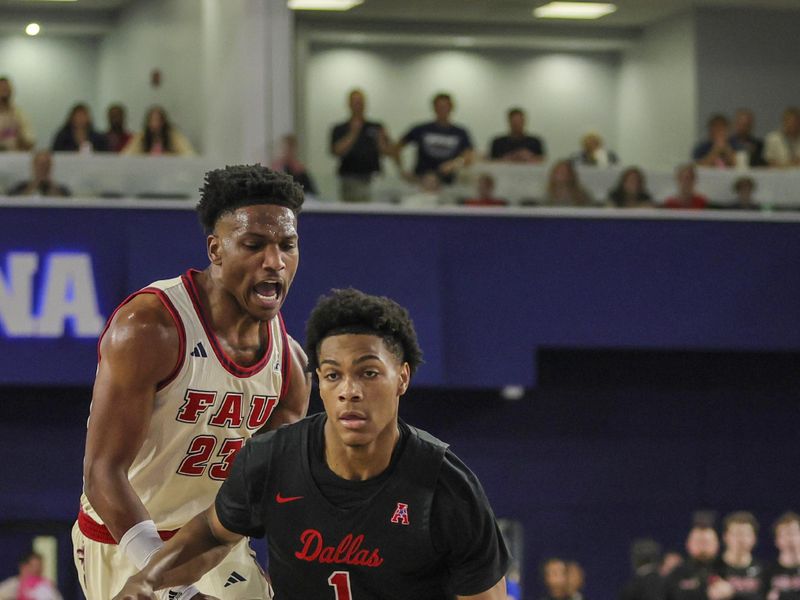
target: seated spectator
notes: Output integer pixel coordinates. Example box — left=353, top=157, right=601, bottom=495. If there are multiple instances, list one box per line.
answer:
left=0, top=76, right=35, bottom=151
left=608, top=167, right=653, bottom=208
left=122, top=105, right=195, bottom=156
left=51, top=103, right=108, bottom=153
left=541, top=557, right=570, bottom=600
left=400, top=171, right=443, bottom=207
left=104, top=103, right=132, bottom=153
left=713, top=511, right=764, bottom=600
left=566, top=561, right=586, bottom=600
left=0, top=551, right=62, bottom=600
left=730, top=108, right=765, bottom=167
left=396, top=92, right=474, bottom=184
left=620, top=539, right=666, bottom=600
left=545, top=159, right=593, bottom=206
left=730, top=177, right=760, bottom=210
left=764, top=107, right=800, bottom=167
left=572, top=131, right=618, bottom=167
left=692, top=114, right=741, bottom=168
left=663, top=164, right=708, bottom=209
left=270, top=133, right=317, bottom=196
left=7, top=150, right=70, bottom=197
left=463, top=173, right=507, bottom=206
left=489, top=107, right=546, bottom=163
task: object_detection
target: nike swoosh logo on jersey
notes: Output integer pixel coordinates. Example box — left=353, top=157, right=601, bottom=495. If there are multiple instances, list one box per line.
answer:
left=276, top=493, right=304, bottom=504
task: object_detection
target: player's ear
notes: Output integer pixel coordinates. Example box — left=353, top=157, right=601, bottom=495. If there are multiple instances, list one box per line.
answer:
left=397, top=362, right=410, bottom=396
left=207, top=233, right=222, bottom=265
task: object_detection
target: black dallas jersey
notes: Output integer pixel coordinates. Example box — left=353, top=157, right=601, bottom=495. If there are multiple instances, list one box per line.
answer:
left=216, top=413, right=509, bottom=600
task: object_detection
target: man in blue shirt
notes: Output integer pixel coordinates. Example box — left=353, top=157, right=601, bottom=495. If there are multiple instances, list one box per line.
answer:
left=396, top=93, right=474, bottom=184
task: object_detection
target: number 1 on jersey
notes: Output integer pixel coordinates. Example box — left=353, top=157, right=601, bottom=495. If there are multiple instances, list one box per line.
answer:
left=328, top=571, right=352, bottom=600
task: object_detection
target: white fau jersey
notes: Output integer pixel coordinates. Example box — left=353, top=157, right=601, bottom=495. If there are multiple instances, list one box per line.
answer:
left=80, top=269, right=290, bottom=534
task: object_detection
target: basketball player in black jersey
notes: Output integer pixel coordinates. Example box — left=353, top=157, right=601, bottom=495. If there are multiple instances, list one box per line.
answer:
left=113, top=288, right=510, bottom=600
left=710, top=512, right=763, bottom=600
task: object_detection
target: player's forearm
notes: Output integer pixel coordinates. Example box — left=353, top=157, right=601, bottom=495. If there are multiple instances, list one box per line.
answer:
left=84, top=464, right=151, bottom=541
left=139, top=511, right=237, bottom=591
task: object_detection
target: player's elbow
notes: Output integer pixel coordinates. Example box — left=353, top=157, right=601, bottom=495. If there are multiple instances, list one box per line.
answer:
left=83, top=455, right=124, bottom=505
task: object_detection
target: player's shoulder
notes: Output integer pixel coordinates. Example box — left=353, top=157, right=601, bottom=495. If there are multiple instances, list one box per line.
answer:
left=101, top=292, right=180, bottom=356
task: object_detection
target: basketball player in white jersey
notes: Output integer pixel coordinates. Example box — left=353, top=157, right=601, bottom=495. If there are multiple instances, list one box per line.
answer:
left=72, top=165, right=311, bottom=600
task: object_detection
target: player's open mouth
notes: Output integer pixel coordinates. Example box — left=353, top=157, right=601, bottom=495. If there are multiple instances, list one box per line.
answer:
left=253, top=280, right=283, bottom=309
left=339, top=411, right=367, bottom=430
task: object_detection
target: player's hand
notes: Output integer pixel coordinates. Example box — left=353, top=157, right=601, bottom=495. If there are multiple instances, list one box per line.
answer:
left=112, top=575, right=156, bottom=600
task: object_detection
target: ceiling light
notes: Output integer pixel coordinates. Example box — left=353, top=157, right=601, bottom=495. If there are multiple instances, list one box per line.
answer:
left=25, top=23, right=41, bottom=36
left=287, top=0, right=363, bottom=10
left=533, top=2, right=617, bottom=19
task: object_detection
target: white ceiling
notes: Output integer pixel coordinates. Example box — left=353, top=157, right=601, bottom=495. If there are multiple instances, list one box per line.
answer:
left=298, top=0, right=800, bottom=28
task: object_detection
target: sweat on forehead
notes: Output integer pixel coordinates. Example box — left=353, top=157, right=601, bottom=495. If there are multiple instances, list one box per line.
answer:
left=214, top=204, right=298, bottom=232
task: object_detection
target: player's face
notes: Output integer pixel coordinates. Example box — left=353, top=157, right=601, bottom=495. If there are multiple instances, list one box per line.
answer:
left=724, top=523, right=756, bottom=554
left=209, top=204, right=299, bottom=322
left=317, top=334, right=410, bottom=451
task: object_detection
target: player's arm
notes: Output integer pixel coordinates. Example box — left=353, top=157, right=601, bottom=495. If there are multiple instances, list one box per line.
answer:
left=457, top=577, right=507, bottom=600
left=112, top=505, right=240, bottom=599
left=83, top=294, right=180, bottom=542
left=259, top=335, right=310, bottom=432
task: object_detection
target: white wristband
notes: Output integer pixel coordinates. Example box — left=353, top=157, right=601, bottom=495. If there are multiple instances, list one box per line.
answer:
left=119, top=519, right=163, bottom=570
left=169, top=585, right=200, bottom=599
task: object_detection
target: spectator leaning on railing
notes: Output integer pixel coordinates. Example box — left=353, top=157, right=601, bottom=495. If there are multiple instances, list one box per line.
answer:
left=51, top=103, right=108, bottom=153
left=122, top=105, right=195, bottom=156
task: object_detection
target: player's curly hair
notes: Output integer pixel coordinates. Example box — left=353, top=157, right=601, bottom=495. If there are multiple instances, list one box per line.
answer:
left=305, top=288, right=423, bottom=377
left=196, top=164, right=304, bottom=233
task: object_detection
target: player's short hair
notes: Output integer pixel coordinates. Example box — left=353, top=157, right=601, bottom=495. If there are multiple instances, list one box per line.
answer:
left=305, top=288, right=423, bottom=377
left=196, top=164, right=304, bottom=233
left=508, top=107, right=525, bottom=119
left=723, top=511, right=759, bottom=534
left=707, top=113, right=729, bottom=128
left=773, top=511, right=800, bottom=535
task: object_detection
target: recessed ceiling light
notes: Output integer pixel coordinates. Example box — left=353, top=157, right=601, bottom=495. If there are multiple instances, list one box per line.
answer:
left=287, top=0, right=363, bottom=10
left=25, top=23, right=41, bottom=36
left=533, top=2, right=617, bottom=20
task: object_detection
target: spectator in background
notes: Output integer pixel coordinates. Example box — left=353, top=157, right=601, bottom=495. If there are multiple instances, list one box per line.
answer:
left=566, top=561, right=586, bottom=600
left=0, top=551, right=62, bottom=600
left=7, top=150, right=70, bottom=197
left=545, top=159, right=593, bottom=206
left=661, top=552, right=685, bottom=578
left=51, top=103, right=108, bottom=153
left=104, top=103, right=132, bottom=153
left=122, top=105, right=195, bottom=156
left=608, top=167, right=653, bottom=208
left=693, top=114, right=741, bottom=168
left=663, top=164, right=708, bottom=209
left=0, top=76, right=35, bottom=151
left=396, top=92, right=474, bottom=184
left=541, top=558, right=571, bottom=600
left=400, top=171, right=443, bottom=207
left=572, top=131, right=618, bottom=167
left=711, top=512, right=764, bottom=600
left=621, top=539, right=666, bottom=600
left=763, top=512, right=800, bottom=600
left=665, top=522, right=719, bottom=600
left=463, top=173, right=507, bottom=206
left=730, top=108, right=765, bottom=167
left=489, top=107, right=546, bottom=163
left=330, top=88, right=392, bottom=202
left=271, top=133, right=317, bottom=196
left=764, top=107, right=800, bottom=167
left=730, top=177, right=760, bottom=210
